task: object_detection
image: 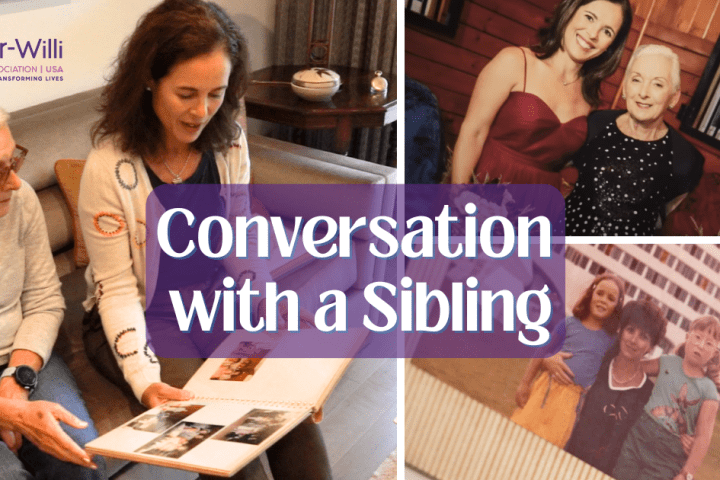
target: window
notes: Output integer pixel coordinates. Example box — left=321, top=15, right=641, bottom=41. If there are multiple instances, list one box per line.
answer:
left=667, top=282, right=688, bottom=302
left=601, top=244, right=622, bottom=261
left=566, top=246, right=589, bottom=269
left=684, top=244, right=703, bottom=260
left=658, top=337, right=674, bottom=354
left=681, top=318, right=691, bottom=332
left=625, top=283, right=637, bottom=298
left=703, top=252, right=720, bottom=273
left=675, top=260, right=696, bottom=281
left=639, top=244, right=654, bottom=253
left=588, top=261, right=606, bottom=276
left=631, top=258, right=645, bottom=275
left=666, top=308, right=680, bottom=325
left=688, top=295, right=707, bottom=314
left=645, top=268, right=668, bottom=289
left=653, top=246, right=676, bottom=268
left=695, top=274, right=713, bottom=292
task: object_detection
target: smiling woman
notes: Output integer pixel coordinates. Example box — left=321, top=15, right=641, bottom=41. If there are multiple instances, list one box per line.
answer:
left=449, top=0, right=633, bottom=188
left=565, top=44, right=705, bottom=236
left=76, top=2, right=332, bottom=479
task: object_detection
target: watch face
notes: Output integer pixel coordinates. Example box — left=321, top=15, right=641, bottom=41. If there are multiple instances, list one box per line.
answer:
left=15, top=365, right=37, bottom=388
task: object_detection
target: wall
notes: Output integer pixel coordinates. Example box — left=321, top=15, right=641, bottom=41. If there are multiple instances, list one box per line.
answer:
left=406, top=0, right=720, bottom=172
left=1, top=0, right=277, bottom=113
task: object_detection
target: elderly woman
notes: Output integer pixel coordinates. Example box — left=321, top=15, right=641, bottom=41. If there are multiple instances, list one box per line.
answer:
left=451, top=0, right=633, bottom=186
left=78, top=1, right=330, bottom=479
left=565, top=44, right=704, bottom=235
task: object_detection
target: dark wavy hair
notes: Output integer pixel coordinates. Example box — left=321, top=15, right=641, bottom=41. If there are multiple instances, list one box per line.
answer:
left=92, top=0, right=248, bottom=158
left=572, top=272, right=625, bottom=335
left=601, top=300, right=667, bottom=366
left=531, top=0, right=633, bottom=108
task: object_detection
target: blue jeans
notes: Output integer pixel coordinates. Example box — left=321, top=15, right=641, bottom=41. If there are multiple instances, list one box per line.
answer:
left=0, top=354, right=107, bottom=480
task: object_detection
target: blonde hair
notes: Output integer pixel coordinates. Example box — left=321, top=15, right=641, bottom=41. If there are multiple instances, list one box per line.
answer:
left=689, top=315, right=720, bottom=342
left=0, top=108, right=8, bottom=127
left=625, top=44, right=681, bottom=92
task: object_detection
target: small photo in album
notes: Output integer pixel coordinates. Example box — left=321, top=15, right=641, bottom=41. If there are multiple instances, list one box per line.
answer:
left=135, top=421, right=223, bottom=459
left=218, top=408, right=294, bottom=445
left=210, top=357, right=266, bottom=381
left=127, top=403, right=205, bottom=433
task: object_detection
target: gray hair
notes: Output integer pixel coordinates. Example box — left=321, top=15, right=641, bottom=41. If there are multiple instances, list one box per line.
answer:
left=0, top=108, right=8, bottom=127
left=625, top=44, right=681, bottom=92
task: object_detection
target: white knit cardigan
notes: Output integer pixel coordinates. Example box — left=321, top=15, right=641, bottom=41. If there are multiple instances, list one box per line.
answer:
left=78, top=131, right=266, bottom=401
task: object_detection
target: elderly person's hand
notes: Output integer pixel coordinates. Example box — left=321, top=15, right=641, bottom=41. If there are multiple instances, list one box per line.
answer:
left=0, top=398, right=97, bottom=468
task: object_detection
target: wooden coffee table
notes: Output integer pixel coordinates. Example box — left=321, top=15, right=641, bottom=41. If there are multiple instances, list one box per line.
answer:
left=245, top=65, right=397, bottom=154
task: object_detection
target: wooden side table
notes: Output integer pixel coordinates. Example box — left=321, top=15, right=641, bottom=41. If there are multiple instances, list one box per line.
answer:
left=245, top=65, right=397, bottom=154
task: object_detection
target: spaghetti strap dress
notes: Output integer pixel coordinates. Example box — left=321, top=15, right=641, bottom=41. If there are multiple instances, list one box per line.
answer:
left=473, top=48, right=587, bottom=191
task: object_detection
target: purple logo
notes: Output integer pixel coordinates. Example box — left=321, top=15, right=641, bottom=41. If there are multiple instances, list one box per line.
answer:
left=0, top=39, right=62, bottom=59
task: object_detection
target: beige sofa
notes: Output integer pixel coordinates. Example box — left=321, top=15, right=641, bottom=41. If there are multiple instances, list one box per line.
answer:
left=8, top=89, right=396, bottom=477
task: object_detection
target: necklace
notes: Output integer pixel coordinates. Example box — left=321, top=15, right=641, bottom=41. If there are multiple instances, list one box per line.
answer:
left=611, top=360, right=642, bottom=385
left=163, top=150, right=192, bottom=184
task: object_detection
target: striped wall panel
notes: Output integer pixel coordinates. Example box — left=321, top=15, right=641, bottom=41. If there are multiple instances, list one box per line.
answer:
left=405, top=362, right=613, bottom=480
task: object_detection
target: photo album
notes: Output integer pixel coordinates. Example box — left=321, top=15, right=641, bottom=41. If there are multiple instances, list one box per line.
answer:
left=87, top=347, right=352, bottom=477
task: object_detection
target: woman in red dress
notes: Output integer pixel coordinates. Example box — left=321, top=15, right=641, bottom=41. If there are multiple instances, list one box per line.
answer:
left=451, top=0, right=633, bottom=192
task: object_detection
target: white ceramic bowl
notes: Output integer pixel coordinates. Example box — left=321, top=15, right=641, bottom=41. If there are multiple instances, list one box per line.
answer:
left=291, top=67, right=341, bottom=101
left=291, top=83, right=340, bottom=102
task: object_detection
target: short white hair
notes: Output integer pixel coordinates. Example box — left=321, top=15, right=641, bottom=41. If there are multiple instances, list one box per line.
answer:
left=0, top=108, right=8, bottom=127
left=625, top=44, right=681, bottom=92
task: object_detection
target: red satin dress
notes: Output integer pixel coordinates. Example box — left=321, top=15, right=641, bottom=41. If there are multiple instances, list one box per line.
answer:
left=474, top=49, right=587, bottom=190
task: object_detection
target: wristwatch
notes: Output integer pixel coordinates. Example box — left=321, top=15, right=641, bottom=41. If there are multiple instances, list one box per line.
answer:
left=0, top=365, right=38, bottom=394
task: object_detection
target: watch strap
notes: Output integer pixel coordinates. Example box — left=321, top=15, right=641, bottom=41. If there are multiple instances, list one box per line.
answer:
left=0, top=366, right=17, bottom=379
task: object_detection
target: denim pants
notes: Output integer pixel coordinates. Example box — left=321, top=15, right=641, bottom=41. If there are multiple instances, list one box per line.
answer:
left=0, top=353, right=107, bottom=480
left=612, top=411, right=686, bottom=480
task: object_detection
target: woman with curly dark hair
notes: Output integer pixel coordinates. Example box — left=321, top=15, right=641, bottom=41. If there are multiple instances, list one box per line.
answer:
left=450, top=0, right=633, bottom=190
left=78, top=1, right=331, bottom=478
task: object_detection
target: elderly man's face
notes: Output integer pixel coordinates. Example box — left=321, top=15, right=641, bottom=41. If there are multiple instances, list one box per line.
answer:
left=0, top=125, right=22, bottom=218
left=623, top=54, right=681, bottom=125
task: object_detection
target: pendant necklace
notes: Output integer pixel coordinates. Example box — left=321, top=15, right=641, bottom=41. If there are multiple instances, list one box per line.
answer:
left=163, top=150, right=192, bottom=184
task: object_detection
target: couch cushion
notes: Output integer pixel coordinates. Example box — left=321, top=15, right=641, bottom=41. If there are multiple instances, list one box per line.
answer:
left=54, top=159, right=88, bottom=267
left=36, top=185, right=74, bottom=254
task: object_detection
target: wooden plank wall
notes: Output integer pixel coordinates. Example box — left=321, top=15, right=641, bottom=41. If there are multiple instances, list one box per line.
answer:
left=406, top=0, right=720, bottom=172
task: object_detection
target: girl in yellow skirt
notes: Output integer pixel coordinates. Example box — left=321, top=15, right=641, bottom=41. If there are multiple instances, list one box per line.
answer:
left=511, top=273, right=625, bottom=447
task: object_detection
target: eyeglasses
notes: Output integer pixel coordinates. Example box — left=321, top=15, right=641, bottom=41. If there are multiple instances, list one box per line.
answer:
left=688, top=332, right=719, bottom=351
left=0, top=144, right=27, bottom=187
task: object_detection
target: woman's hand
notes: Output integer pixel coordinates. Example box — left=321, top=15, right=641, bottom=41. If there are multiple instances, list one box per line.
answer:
left=542, top=352, right=574, bottom=385
left=515, top=382, right=531, bottom=408
left=1, top=399, right=97, bottom=468
left=680, top=434, right=695, bottom=456
left=141, top=382, right=194, bottom=408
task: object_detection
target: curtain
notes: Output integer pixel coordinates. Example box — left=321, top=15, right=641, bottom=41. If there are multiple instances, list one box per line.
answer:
left=273, top=0, right=397, bottom=166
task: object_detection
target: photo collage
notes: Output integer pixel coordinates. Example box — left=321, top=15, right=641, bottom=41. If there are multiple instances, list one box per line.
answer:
left=2, top=1, right=720, bottom=480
